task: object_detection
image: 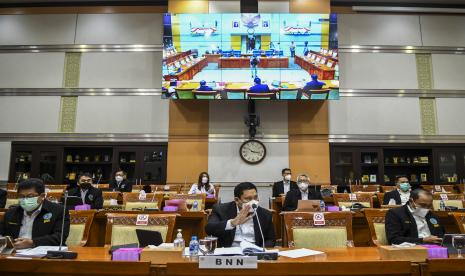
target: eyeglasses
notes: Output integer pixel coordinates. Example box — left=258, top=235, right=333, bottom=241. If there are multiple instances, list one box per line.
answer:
left=80, top=179, right=93, bottom=183
left=18, top=194, right=40, bottom=199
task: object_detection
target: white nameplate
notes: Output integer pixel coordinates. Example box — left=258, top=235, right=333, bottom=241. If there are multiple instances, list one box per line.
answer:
left=199, top=256, right=258, bottom=269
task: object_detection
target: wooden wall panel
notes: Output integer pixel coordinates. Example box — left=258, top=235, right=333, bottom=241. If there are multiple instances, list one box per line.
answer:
left=0, top=6, right=167, bottom=14
left=288, top=101, right=329, bottom=135
left=168, top=101, right=209, bottom=137
left=290, top=0, right=330, bottom=13
left=168, top=0, right=209, bottom=13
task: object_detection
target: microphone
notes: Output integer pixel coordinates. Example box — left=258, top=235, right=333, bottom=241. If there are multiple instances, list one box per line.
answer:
left=251, top=203, right=265, bottom=252
left=46, top=191, right=77, bottom=259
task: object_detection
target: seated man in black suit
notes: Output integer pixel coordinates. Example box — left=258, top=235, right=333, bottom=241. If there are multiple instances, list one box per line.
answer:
left=282, top=174, right=323, bottom=211
left=272, top=168, right=298, bottom=198
left=0, top=188, right=6, bottom=208
left=205, top=182, right=275, bottom=248
left=0, top=178, right=69, bottom=249
left=68, top=173, right=103, bottom=209
left=385, top=189, right=444, bottom=245
left=109, top=169, right=133, bottom=192
left=383, top=175, right=411, bottom=206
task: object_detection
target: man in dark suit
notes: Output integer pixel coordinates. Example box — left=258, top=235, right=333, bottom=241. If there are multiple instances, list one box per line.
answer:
left=303, top=74, right=326, bottom=90
left=197, top=80, right=213, bottom=91
left=385, top=189, right=444, bottom=245
left=205, top=182, right=275, bottom=248
left=249, top=77, right=270, bottom=93
left=109, top=170, right=133, bottom=192
left=0, top=178, right=69, bottom=249
left=68, top=173, right=103, bottom=209
left=383, top=175, right=411, bottom=206
left=272, top=168, right=298, bottom=198
left=283, top=174, right=323, bottom=211
left=0, top=188, right=6, bottom=208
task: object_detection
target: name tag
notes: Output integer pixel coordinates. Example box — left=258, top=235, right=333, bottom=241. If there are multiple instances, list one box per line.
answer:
left=199, top=256, right=257, bottom=269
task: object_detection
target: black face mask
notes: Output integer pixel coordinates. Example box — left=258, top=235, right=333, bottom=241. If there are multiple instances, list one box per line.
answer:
left=80, top=183, right=91, bottom=190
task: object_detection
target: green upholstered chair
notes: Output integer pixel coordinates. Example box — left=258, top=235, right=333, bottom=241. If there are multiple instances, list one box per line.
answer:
left=283, top=211, right=353, bottom=249
left=432, top=194, right=464, bottom=210
left=333, top=192, right=374, bottom=208
left=192, top=90, right=219, bottom=99
left=105, top=213, right=177, bottom=247
left=102, top=191, right=121, bottom=207
left=168, top=193, right=206, bottom=211
left=247, top=92, right=277, bottom=100
left=364, top=208, right=389, bottom=246
left=122, top=192, right=164, bottom=211
left=174, top=88, right=195, bottom=99
left=67, top=210, right=96, bottom=246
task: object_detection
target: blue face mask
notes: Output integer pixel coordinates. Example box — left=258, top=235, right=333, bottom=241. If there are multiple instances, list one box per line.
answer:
left=19, top=196, right=40, bottom=212
left=399, top=183, right=411, bottom=192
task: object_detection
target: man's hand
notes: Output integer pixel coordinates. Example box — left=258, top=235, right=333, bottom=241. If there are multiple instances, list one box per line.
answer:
left=423, top=235, right=442, bottom=244
left=231, top=205, right=253, bottom=227
left=14, top=238, right=34, bottom=249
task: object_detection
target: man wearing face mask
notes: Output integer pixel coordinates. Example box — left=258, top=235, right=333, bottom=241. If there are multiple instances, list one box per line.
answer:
left=282, top=174, right=323, bottom=211
left=385, top=189, right=444, bottom=245
left=0, top=178, right=70, bottom=249
left=383, top=176, right=411, bottom=205
left=67, top=173, right=103, bottom=209
left=272, top=168, right=298, bottom=198
left=109, top=170, right=133, bottom=192
left=205, top=182, right=275, bottom=248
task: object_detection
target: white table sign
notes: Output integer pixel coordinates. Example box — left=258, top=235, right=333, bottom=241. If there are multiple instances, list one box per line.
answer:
left=199, top=256, right=258, bottom=269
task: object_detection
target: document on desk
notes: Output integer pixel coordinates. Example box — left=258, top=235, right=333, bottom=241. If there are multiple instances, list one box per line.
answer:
left=16, top=246, right=68, bottom=258
left=278, top=248, right=324, bottom=258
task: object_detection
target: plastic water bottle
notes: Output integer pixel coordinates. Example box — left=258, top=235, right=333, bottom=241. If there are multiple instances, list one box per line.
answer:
left=439, top=199, right=446, bottom=211
left=173, top=229, right=185, bottom=249
left=189, top=236, right=199, bottom=258
left=192, top=201, right=199, bottom=211
left=319, top=200, right=326, bottom=212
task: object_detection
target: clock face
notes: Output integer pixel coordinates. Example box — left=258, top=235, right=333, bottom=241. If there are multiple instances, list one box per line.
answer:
left=240, top=139, right=266, bottom=164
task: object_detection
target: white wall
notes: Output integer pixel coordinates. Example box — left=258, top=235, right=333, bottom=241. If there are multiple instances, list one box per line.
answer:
left=431, top=54, right=465, bottom=90
left=209, top=1, right=240, bottom=13
left=436, top=98, right=465, bottom=135
left=258, top=0, right=290, bottom=13
left=420, top=15, right=465, bottom=47
left=0, top=142, right=11, bottom=181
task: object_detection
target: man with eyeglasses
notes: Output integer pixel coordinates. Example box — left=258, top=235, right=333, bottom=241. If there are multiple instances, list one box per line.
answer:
left=0, top=178, right=70, bottom=249
left=68, top=173, right=103, bottom=209
left=385, top=189, right=444, bottom=245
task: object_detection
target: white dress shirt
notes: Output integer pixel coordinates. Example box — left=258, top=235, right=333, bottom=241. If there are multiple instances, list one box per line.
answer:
left=18, top=205, right=42, bottom=239
left=80, top=189, right=88, bottom=204
left=225, top=206, right=255, bottom=247
left=398, top=190, right=410, bottom=205
left=283, top=181, right=290, bottom=195
left=408, top=205, right=431, bottom=238
left=188, top=183, right=215, bottom=196
left=301, top=190, right=309, bottom=200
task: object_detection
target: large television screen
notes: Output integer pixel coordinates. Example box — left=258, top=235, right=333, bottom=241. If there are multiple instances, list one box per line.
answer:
left=162, top=13, right=338, bottom=100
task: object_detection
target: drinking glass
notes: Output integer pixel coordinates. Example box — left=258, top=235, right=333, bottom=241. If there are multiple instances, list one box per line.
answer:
left=452, top=235, right=465, bottom=258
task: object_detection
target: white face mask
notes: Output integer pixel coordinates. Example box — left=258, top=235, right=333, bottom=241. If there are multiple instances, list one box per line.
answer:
left=284, top=175, right=292, bottom=181
left=115, top=176, right=123, bottom=182
left=201, top=177, right=209, bottom=184
left=243, top=199, right=259, bottom=213
left=297, top=182, right=308, bottom=192
left=412, top=203, right=430, bottom=218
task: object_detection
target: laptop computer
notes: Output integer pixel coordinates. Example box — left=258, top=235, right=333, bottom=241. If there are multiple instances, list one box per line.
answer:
left=65, top=196, right=83, bottom=211
left=296, top=200, right=321, bottom=212
left=136, top=229, right=164, bottom=247
left=441, top=234, right=465, bottom=254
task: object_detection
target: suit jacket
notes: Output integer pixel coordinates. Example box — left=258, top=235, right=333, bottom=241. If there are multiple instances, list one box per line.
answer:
left=383, top=190, right=403, bottom=205
left=249, top=84, right=270, bottom=93
left=198, top=85, right=213, bottom=91
left=282, top=187, right=323, bottom=211
left=68, top=186, right=103, bottom=209
left=385, top=204, right=445, bottom=245
left=0, top=200, right=70, bottom=246
left=272, top=180, right=298, bottom=198
left=304, top=80, right=325, bottom=90
left=0, top=189, right=6, bottom=208
left=109, top=179, right=133, bottom=192
left=205, top=201, right=275, bottom=248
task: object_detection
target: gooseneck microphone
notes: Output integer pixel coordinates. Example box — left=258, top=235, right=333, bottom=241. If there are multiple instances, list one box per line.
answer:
left=251, top=203, right=265, bottom=252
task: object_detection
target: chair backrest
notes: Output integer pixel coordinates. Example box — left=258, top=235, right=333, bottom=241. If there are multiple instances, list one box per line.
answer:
left=247, top=92, right=276, bottom=100
left=305, top=89, right=330, bottom=100
left=451, top=213, right=465, bottom=234
left=364, top=208, right=389, bottom=246
left=68, top=210, right=96, bottom=246
left=382, top=186, right=397, bottom=193
left=122, top=192, right=164, bottom=211
left=422, top=185, right=456, bottom=194
left=92, top=184, right=109, bottom=189
left=102, top=191, right=121, bottom=206
left=332, top=192, right=374, bottom=208
left=151, top=184, right=182, bottom=193
left=376, top=193, right=385, bottom=206
left=45, top=185, right=68, bottom=192
left=45, top=191, right=64, bottom=204
left=5, top=191, right=18, bottom=208
left=225, top=89, right=246, bottom=100
left=351, top=185, right=380, bottom=193
left=278, top=89, right=300, bottom=100
left=6, top=183, right=17, bottom=191
left=192, top=90, right=219, bottom=100
left=283, top=211, right=353, bottom=248
left=168, top=193, right=206, bottom=211
left=105, top=213, right=177, bottom=247
left=174, top=88, right=194, bottom=99
left=432, top=193, right=464, bottom=210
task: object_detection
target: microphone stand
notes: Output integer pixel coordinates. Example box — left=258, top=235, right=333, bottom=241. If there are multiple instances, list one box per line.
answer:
left=249, top=204, right=278, bottom=260
left=251, top=204, right=265, bottom=252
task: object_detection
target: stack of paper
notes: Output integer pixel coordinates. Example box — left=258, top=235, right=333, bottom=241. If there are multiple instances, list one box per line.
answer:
left=16, top=246, right=68, bottom=258
left=278, top=248, right=324, bottom=258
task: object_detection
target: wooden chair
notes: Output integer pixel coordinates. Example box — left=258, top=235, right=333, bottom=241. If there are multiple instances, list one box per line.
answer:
left=432, top=193, right=464, bottom=210
left=122, top=192, right=164, bottom=211
left=422, top=185, right=456, bottom=194
left=457, top=185, right=465, bottom=194
left=278, top=88, right=300, bottom=100
left=283, top=211, right=353, bottom=248
left=247, top=92, right=277, bottom=100
left=364, top=208, right=389, bottom=246
left=68, top=210, right=96, bottom=246
left=332, top=192, right=374, bottom=208
left=45, top=191, right=64, bottom=203
left=351, top=185, right=381, bottom=193
left=45, top=184, right=68, bottom=192
left=105, top=213, right=177, bottom=247
left=92, top=183, right=109, bottom=189
left=304, top=89, right=330, bottom=100
left=150, top=184, right=182, bottom=194
left=451, top=213, right=465, bottom=234
left=192, top=90, right=219, bottom=99
left=376, top=193, right=385, bottom=206
left=174, top=88, right=194, bottom=99
left=382, top=185, right=397, bottom=193
left=6, top=183, right=17, bottom=191
left=102, top=191, right=121, bottom=206
left=167, top=193, right=206, bottom=211
left=5, top=191, right=18, bottom=208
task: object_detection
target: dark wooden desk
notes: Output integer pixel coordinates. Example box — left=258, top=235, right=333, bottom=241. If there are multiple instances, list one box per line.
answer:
left=164, top=50, right=192, bottom=65
left=87, top=211, right=207, bottom=246
left=421, top=258, right=465, bottom=276
left=163, top=58, right=207, bottom=81
left=295, top=55, right=335, bottom=80
left=204, top=54, right=221, bottom=63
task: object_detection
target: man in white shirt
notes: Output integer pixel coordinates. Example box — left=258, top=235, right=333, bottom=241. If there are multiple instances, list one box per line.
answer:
left=205, top=182, right=275, bottom=248
left=383, top=176, right=411, bottom=205
left=385, top=189, right=444, bottom=245
left=282, top=174, right=322, bottom=211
